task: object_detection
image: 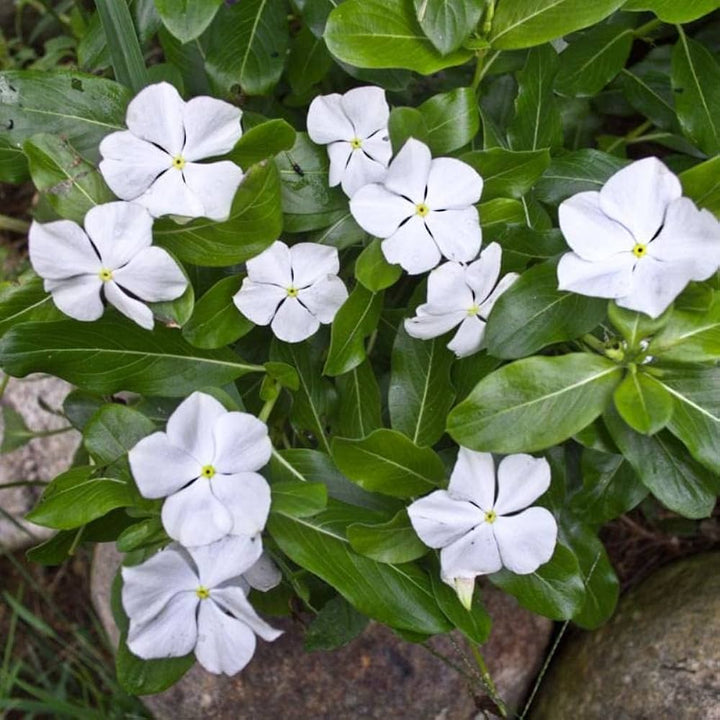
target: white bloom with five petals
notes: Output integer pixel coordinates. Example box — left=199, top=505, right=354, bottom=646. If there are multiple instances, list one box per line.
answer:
left=128, top=392, right=272, bottom=548
left=28, top=202, right=187, bottom=330
left=307, top=86, right=392, bottom=197
left=99, top=82, right=244, bottom=220
left=233, top=241, right=348, bottom=343
left=350, top=138, right=484, bottom=275
left=122, top=535, right=282, bottom=675
left=557, top=157, right=720, bottom=318
left=404, top=243, right=518, bottom=357
left=408, top=448, right=557, bottom=606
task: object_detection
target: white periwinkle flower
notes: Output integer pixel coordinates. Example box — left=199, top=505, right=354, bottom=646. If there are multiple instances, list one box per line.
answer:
left=28, top=201, right=187, bottom=330
left=408, top=448, right=558, bottom=608
left=128, top=392, right=272, bottom=547
left=307, top=85, right=392, bottom=197
left=557, top=157, right=720, bottom=318
left=122, top=535, right=282, bottom=675
left=233, top=241, right=348, bottom=343
left=404, top=243, right=518, bottom=357
left=349, top=138, right=484, bottom=275
left=99, top=82, right=243, bottom=221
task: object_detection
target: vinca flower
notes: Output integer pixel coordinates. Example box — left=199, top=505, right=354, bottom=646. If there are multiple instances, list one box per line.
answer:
left=408, top=448, right=557, bottom=609
left=307, top=85, right=392, bottom=197
left=404, top=243, right=518, bottom=357
left=122, top=535, right=282, bottom=675
left=128, top=392, right=272, bottom=547
left=557, top=157, right=720, bottom=318
left=99, top=82, right=243, bottom=220
left=28, top=202, right=187, bottom=330
left=233, top=241, right=348, bottom=343
left=349, top=138, right=483, bottom=275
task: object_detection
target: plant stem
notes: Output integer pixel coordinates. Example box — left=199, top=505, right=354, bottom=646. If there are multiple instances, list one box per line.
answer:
left=633, top=17, right=663, bottom=38
left=0, top=214, right=30, bottom=234
left=470, top=643, right=508, bottom=717
left=605, top=120, right=653, bottom=154
left=258, top=394, right=278, bottom=423
left=0, top=374, right=9, bottom=402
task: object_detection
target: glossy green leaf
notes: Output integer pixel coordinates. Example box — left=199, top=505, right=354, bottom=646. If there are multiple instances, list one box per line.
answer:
left=271, top=481, right=328, bottom=517
left=649, top=300, right=720, bottom=363
left=0, top=405, right=34, bottom=453
left=355, top=239, right=402, bottom=292
left=495, top=226, right=566, bottom=271
left=623, top=0, right=720, bottom=22
left=0, top=275, right=60, bottom=338
left=347, top=508, right=428, bottom=563
left=155, top=0, right=223, bottom=43
left=619, top=64, right=678, bottom=133
left=0, top=137, right=29, bottom=183
left=448, top=354, right=622, bottom=453
left=613, top=370, right=673, bottom=436
left=304, top=595, right=369, bottom=652
left=607, top=302, right=671, bottom=349
left=413, top=0, right=485, bottom=55
left=288, top=25, right=334, bottom=95
left=83, top=404, right=155, bottom=465
left=388, top=107, right=429, bottom=154
left=116, top=517, right=167, bottom=553
left=334, top=361, right=383, bottom=439
left=461, top=147, right=550, bottom=200
left=479, top=197, right=525, bottom=227
left=680, top=157, right=720, bottom=218
left=228, top=119, right=297, bottom=168
left=417, top=87, right=479, bottom=154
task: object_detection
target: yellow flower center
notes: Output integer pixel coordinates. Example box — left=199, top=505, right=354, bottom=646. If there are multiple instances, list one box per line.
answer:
left=201, top=464, right=216, bottom=479
left=484, top=510, right=497, bottom=524
left=98, top=268, right=113, bottom=282
left=196, top=586, right=210, bottom=600
left=172, top=155, right=186, bottom=170
left=467, top=304, right=480, bottom=317
left=286, top=286, right=299, bottom=298
left=415, top=203, right=430, bottom=217
left=632, top=243, right=647, bottom=258
left=350, top=138, right=362, bottom=150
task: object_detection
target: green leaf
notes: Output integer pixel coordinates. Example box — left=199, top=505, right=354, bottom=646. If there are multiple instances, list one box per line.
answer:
left=331, top=429, right=445, bottom=498
left=0, top=275, right=60, bottom=338
left=83, top=404, right=155, bottom=465
left=271, top=481, right=328, bottom=517
left=0, top=137, right=29, bottom=183
left=268, top=502, right=452, bottom=635
left=204, top=0, right=290, bottom=96
left=323, top=286, right=383, bottom=377
left=347, top=508, right=428, bottom=563
left=485, top=259, right=607, bottom=359
left=389, top=329, right=455, bottom=447
left=288, top=25, right=334, bottom=95
left=619, top=65, right=679, bottom=133
left=26, top=530, right=78, bottom=566
left=623, top=0, right=720, bottom=22
left=304, top=595, right=369, bottom=652
left=0, top=317, right=263, bottom=397
left=447, top=354, right=622, bottom=453
left=26, top=466, right=133, bottom=529
left=607, top=302, right=671, bottom=349
left=508, top=45, right=563, bottom=151
left=413, top=0, right=484, bottom=55
left=155, top=0, right=223, bottom=43
left=489, top=0, right=625, bottom=50
left=23, top=134, right=114, bottom=223
left=116, top=517, right=167, bottom=552
left=227, top=119, right=297, bottom=168
left=154, top=161, right=282, bottom=266
left=334, top=360, right=383, bottom=439
left=604, top=407, right=719, bottom=519
left=680, top=157, right=720, bottom=218
left=0, top=70, right=131, bottom=162
left=479, top=197, right=525, bottom=227
left=554, top=24, right=634, bottom=97
left=672, top=31, right=720, bottom=156
left=1, top=405, right=33, bottom=453
left=649, top=300, right=720, bottom=363
left=490, top=544, right=585, bottom=620
left=159, top=25, right=210, bottom=96
left=388, top=107, right=429, bottom=154
left=612, top=370, right=673, bottom=436
left=325, top=0, right=472, bottom=74
left=182, top=276, right=253, bottom=349
left=496, top=226, right=566, bottom=271
left=460, top=147, right=550, bottom=200
left=429, top=568, right=491, bottom=644
left=417, top=87, right=479, bottom=154
left=534, top=149, right=627, bottom=205
left=355, top=239, right=402, bottom=292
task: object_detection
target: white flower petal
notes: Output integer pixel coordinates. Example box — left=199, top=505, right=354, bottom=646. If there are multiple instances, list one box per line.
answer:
left=559, top=192, right=635, bottom=260
left=127, top=591, right=199, bottom=659
left=384, top=138, right=432, bottom=203
left=167, top=391, right=226, bottom=463
left=404, top=307, right=466, bottom=340
left=195, top=600, right=257, bottom=675
left=381, top=215, right=442, bottom=275
left=99, top=131, right=171, bottom=200
left=492, top=507, right=558, bottom=574
left=243, top=552, right=282, bottom=592
left=182, top=161, right=244, bottom=222
left=83, top=202, right=154, bottom=270
left=362, top=131, right=392, bottom=166
left=297, top=275, right=348, bottom=324
left=210, top=586, right=283, bottom=642
left=113, top=247, right=187, bottom=302
left=447, top=315, right=486, bottom=357
left=465, top=242, right=502, bottom=303
left=327, top=141, right=353, bottom=188
left=600, top=157, right=682, bottom=244
left=134, top=167, right=205, bottom=219
left=350, top=184, right=415, bottom=238
left=307, top=94, right=354, bottom=144
left=448, top=447, right=496, bottom=510
left=104, top=281, right=154, bottom=330
left=339, top=86, right=389, bottom=139
left=233, top=280, right=287, bottom=326
left=129, top=431, right=201, bottom=499
left=188, top=534, right=263, bottom=587
left=289, top=243, right=340, bottom=287
left=125, top=82, right=186, bottom=156
left=162, top=479, right=234, bottom=546
left=478, top=272, right=519, bottom=318
left=246, top=241, right=293, bottom=286
left=341, top=149, right=389, bottom=197
left=210, top=473, right=271, bottom=537
left=212, top=412, right=271, bottom=473
left=426, top=262, right=474, bottom=310
left=29, top=220, right=100, bottom=279
left=557, top=251, right=635, bottom=299
left=407, top=490, right=484, bottom=549
left=425, top=157, right=483, bottom=209
left=494, top=454, right=551, bottom=515
left=440, top=523, right=502, bottom=579
left=182, top=96, right=243, bottom=162
left=271, top=297, right=320, bottom=343
left=425, top=207, right=482, bottom=264
left=45, top=275, right=104, bottom=321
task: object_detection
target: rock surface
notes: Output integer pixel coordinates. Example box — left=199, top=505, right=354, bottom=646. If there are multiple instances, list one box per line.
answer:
left=92, top=543, right=553, bottom=720
left=532, top=553, right=720, bottom=720
left=0, top=375, right=80, bottom=551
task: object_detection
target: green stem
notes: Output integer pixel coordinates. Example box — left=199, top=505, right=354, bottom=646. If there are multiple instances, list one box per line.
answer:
left=470, top=644, right=508, bottom=717
left=0, top=214, right=30, bottom=234
left=581, top=333, right=607, bottom=354
left=67, top=526, right=85, bottom=556
left=0, top=481, right=49, bottom=490
left=258, top=395, right=278, bottom=424
left=472, top=50, right=488, bottom=91
left=604, top=120, right=652, bottom=154
left=633, top=17, right=663, bottom=38
left=0, top=374, right=9, bottom=402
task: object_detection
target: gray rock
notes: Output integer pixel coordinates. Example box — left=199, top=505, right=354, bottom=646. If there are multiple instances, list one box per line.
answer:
left=0, top=375, right=80, bottom=550
left=532, top=553, right=720, bottom=720
left=91, top=543, right=552, bottom=720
